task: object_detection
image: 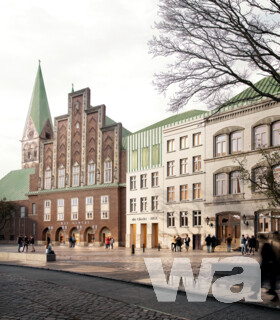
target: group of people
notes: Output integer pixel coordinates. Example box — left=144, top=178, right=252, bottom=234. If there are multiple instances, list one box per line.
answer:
left=105, top=236, right=115, bottom=249
left=171, top=234, right=191, bottom=252
left=241, top=234, right=257, bottom=255
left=69, top=236, right=77, bottom=248
left=205, top=234, right=217, bottom=252
left=17, top=235, right=35, bottom=253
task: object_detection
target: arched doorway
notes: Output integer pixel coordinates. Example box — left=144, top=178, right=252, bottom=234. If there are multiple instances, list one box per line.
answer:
left=69, top=227, right=80, bottom=244
left=100, top=227, right=111, bottom=245
left=55, top=227, right=65, bottom=244
left=85, top=227, right=95, bottom=245
left=216, top=212, right=241, bottom=245
left=42, top=228, right=51, bottom=244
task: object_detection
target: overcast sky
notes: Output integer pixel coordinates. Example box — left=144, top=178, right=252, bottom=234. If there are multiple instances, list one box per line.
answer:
left=0, top=0, right=204, bottom=179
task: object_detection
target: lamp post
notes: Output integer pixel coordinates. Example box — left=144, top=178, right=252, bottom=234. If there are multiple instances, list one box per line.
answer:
left=243, top=214, right=249, bottom=226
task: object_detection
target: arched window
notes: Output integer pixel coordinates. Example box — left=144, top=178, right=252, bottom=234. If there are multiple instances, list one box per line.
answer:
left=230, top=131, right=242, bottom=153
left=104, top=159, right=112, bottom=183
left=272, top=121, right=280, bottom=146
left=88, top=161, right=95, bottom=185
left=215, top=135, right=227, bottom=157
left=58, top=165, right=65, bottom=188
left=44, top=167, right=51, bottom=190
left=72, top=163, right=80, bottom=187
left=254, top=125, right=267, bottom=149
left=215, top=173, right=227, bottom=195
left=230, top=171, right=243, bottom=194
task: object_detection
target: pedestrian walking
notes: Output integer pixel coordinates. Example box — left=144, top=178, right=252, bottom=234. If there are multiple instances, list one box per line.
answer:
left=205, top=234, right=212, bottom=253
left=23, top=235, right=29, bottom=252
left=226, top=234, right=232, bottom=252
left=176, top=235, right=182, bottom=252
left=184, top=234, right=191, bottom=252
left=249, top=235, right=256, bottom=255
left=211, top=235, right=216, bottom=252
left=69, top=236, right=73, bottom=248
left=110, top=237, right=115, bottom=249
left=105, top=236, right=110, bottom=249
left=171, top=235, right=177, bottom=252
left=72, top=236, right=76, bottom=248
left=30, top=235, right=35, bottom=252
left=17, top=235, right=22, bottom=253
left=245, top=234, right=249, bottom=254
left=241, top=234, right=246, bottom=255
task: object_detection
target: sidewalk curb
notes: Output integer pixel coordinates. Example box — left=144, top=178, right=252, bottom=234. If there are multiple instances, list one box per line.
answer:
left=0, top=262, right=279, bottom=312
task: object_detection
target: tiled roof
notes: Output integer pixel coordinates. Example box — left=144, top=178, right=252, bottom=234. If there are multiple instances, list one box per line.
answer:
left=132, top=109, right=207, bottom=134
left=23, top=64, right=53, bottom=135
left=0, top=168, right=35, bottom=201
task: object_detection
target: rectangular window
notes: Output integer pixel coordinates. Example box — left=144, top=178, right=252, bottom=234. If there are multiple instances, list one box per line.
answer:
left=32, top=203, right=36, bottom=215
left=193, top=183, right=201, bottom=199
left=142, top=147, right=149, bottom=167
left=254, top=125, right=267, bottom=149
left=140, top=174, right=147, bottom=188
left=44, top=201, right=51, bottom=221
left=140, top=197, right=147, bottom=212
left=71, top=212, right=78, bottom=220
left=104, top=160, right=112, bottom=183
left=20, top=206, right=25, bottom=218
left=167, top=139, right=175, bottom=152
left=86, top=197, right=93, bottom=205
left=44, top=213, right=51, bottom=221
left=193, top=211, right=201, bottom=226
left=215, top=135, right=227, bottom=156
left=167, top=161, right=175, bottom=176
left=167, top=186, right=175, bottom=202
left=180, top=158, right=188, bottom=175
left=57, top=213, right=64, bottom=221
left=180, top=136, right=188, bottom=149
left=130, top=198, right=136, bottom=212
left=272, top=122, right=280, bottom=146
left=130, top=176, right=136, bottom=190
left=152, top=172, right=159, bottom=187
left=86, top=211, right=93, bottom=220
left=101, top=196, right=109, bottom=204
left=180, top=185, right=188, bottom=201
left=230, top=172, right=243, bottom=194
left=167, top=212, right=175, bottom=227
left=193, top=156, right=201, bottom=172
left=72, top=165, right=79, bottom=186
left=45, top=200, right=51, bottom=208
left=230, top=131, right=242, bottom=153
left=101, top=211, right=109, bottom=219
left=57, top=199, right=64, bottom=207
left=45, top=169, right=51, bottom=189
left=152, top=196, right=159, bottom=211
left=132, top=150, right=138, bottom=170
left=193, top=133, right=201, bottom=146
left=180, top=211, right=188, bottom=227
left=71, top=198, right=78, bottom=206
left=215, top=173, right=227, bottom=195
left=88, top=163, right=95, bottom=185
left=152, top=144, right=159, bottom=165
left=58, top=167, right=65, bottom=188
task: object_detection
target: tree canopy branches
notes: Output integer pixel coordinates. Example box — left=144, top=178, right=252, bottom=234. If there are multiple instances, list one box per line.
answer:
left=149, top=0, right=280, bottom=112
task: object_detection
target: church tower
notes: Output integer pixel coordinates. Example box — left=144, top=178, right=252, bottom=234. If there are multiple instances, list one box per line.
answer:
left=21, top=62, right=53, bottom=168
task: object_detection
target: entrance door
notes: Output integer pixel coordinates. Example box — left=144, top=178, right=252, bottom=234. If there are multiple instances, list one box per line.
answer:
left=193, top=234, right=202, bottom=250
left=130, top=224, right=136, bottom=246
left=152, top=223, right=158, bottom=248
left=88, top=233, right=95, bottom=243
left=141, top=224, right=147, bottom=248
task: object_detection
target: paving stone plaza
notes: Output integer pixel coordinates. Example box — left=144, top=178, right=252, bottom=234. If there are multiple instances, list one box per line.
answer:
left=0, top=246, right=279, bottom=319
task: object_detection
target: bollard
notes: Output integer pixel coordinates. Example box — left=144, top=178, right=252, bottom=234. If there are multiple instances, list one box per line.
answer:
left=142, top=243, right=145, bottom=252
left=132, top=244, right=135, bottom=254
left=158, top=243, right=161, bottom=251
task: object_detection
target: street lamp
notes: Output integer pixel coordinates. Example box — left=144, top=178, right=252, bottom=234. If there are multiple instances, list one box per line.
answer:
left=206, top=216, right=210, bottom=225
left=243, top=214, right=249, bottom=226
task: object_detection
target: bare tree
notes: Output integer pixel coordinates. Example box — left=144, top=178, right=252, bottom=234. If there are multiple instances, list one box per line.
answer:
left=237, top=149, right=280, bottom=207
left=149, top=0, right=280, bottom=112
left=0, top=198, right=15, bottom=231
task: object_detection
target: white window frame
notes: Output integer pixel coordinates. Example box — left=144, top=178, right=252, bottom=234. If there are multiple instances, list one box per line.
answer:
left=152, top=196, right=159, bottom=211
left=215, top=173, right=227, bottom=195
left=130, top=198, right=136, bottom=212
left=167, top=161, right=175, bottom=176
left=180, top=158, right=188, bottom=175
left=101, top=211, right=109, bottom=219
left=86, top=196, right=93, bottom=205
left=140, top=174, right=147, bottom=188
left=180, top=136, right=188, bottom=149
left=101, top=195, right=109, bottom=204
left=104, top=159, right=112, bottom=183
left=58, top=166, right=65, bottom=188
left=44, top=167, right=51, bottom=189
left=140, top=197, right=147, bottom=212
left=180, top=211, right=188, bottom=227
left=72, top=164, right=80, bottom=187
left=152, top=172, right=159, bottom=187
left=167, top=139, right=175, bottom=152
left=130, top=176, right=136, bottom=190
left=193, top=211, right=201, bottom=226
left=167, top=212, right=175, bottom=227
left=88, top=162, right=95, bottom=185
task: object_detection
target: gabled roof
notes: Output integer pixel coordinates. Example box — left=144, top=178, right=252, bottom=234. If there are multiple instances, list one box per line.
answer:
left=0, top=168, right=35, bottom=201
left=23, top=63, right=53, bottom=136
left=105, top=116, right=131, bottom=137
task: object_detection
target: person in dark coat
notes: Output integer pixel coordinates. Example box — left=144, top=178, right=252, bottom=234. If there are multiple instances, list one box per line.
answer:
left=211, top=235, right=217, bottom=252
left=17, top=235, right=22, bottom=253
left=30, top=235, right=35, bottom=252
left=248, top=235, right=257, bottom=255
left=226, top=234, right=232, bottom=252
left=23, top=235, right=29, bottom=252
left=176, top=235, right=182, bottom=252
left=69, top=236, right=73, bottom=248
left=205, top=234, right=212, bottom=253
left=184, top=234, right=191, bottom=252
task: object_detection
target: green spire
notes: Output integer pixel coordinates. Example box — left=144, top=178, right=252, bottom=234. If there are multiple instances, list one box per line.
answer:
left=23, top=62, right=53, bottom=136
left=72, top=83, right=74, bottom=93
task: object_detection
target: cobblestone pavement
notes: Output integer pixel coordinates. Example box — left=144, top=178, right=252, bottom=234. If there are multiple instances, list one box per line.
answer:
left=0, top=265, right=280, bottom=320
left=0, top=269, right=182, bottom=320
